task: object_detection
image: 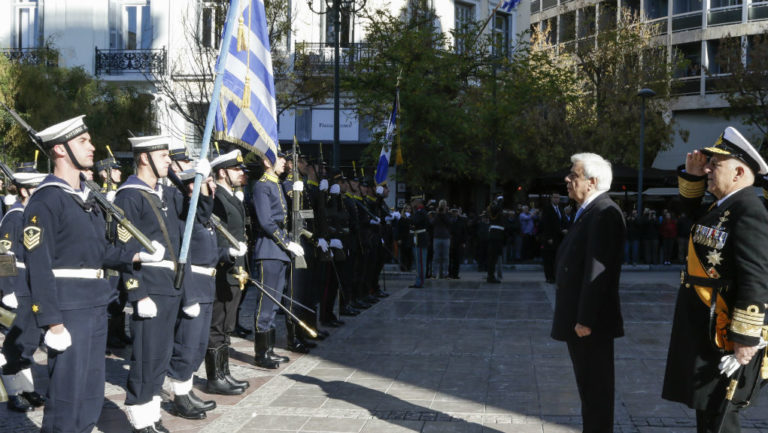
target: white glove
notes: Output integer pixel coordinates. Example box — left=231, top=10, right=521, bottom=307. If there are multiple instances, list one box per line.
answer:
left=234, top=190, right=245, bottom=201
left=2, top=292, right=18, bottom=309
left=3, top=195, right=16, bottom=206
left=44, top=327, right=72, bottom=352
left=329, top=184, right=340, bottom=195
left=405, top=212, right=411, bottom=218
left=183, top=303, right=200, bottom=318
left=375, top=185, right=384, bottom=195
left=719, top=355, right=741, bottom=377
left=137, top=297, right=158, bottom=318
left=229, top=241, right=247, bottom=257
left=319, top=179, right=329, bottom=191
left=0, top=352, right=6, bottom=368
left=287, top=241, right=304, bottom=257
left=138, top=241, right=165, bottom=263
left=317, top=238, right=329, bottom=253
left=293, top=180, right=304, bottom=192
left=391, top=211, right=401, bottom=220
left=195, top=158, right=211, bottom=178
left=106, top=190, right=117, bottom=203
left=369, top=217, right=381, bottom=225
left=330, top=238, right=343, bottom=249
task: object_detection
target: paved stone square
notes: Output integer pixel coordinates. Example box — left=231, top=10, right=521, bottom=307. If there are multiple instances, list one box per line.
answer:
left=4, top=269, right=768, bottom=432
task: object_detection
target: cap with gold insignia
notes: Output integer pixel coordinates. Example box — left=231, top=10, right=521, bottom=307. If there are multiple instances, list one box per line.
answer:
left=12, top=172, right=47, bottom=188
left=211, top=149, right=245, bottom=171
left=701, top=127, right=768, bottom=175
left=95, top=157, right=120, bottom=173
left=128, top=135, right=170, bottom=153
left=35, top=115, right=88, bottom=148
left=15, top=162, right=38, bottom=173
left=169, top=141, right=190, bottom=161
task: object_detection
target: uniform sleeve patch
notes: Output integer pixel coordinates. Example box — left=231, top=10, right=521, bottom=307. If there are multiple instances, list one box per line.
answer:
left=125, top=278, right=139, bottom=290
left=117, top=224, right=133, bottom=244
left=23, top=226, right=42, bottom=251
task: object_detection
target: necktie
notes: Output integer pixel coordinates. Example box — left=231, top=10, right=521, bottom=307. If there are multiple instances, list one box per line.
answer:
left=554, top=205, right=561, bottom=219
left=574, top=207, right=584, bottom=222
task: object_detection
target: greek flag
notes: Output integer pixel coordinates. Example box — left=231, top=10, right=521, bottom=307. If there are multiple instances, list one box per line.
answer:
left=500, top=0, right=520, bottom=12
left=374, top=91, right=398, bottom=186
left=214, top=0, right=279, bottom=163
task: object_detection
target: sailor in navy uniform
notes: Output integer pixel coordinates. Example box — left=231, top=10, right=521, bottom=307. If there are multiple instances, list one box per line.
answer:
left=662, top=127, right=768, bottom=432
left=206, top=149, right=251, bottom=393
left=251, top=151, right=305, bottom=369
left=113, top=135, right=188, bottom=433
left=23, top=116, right=160, bottom=433
left=0, top=171, right=47, bottom=413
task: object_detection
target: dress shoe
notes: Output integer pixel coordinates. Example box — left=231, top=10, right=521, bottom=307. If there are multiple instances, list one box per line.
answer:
left=486, top=277, right=501, bottom=284
left=408, top=284, right=424, bottom=288
left=317, top=329, right=330, bottom=338
left=374, top=290, right=389, bottom=298
left=7, top=394, right=34, bottom=412
left=187, top=390, right=216, bottom=411
left=339, top=305, right=360, bottom=316
left=321, top=319, right=342, bottom=327
left=154, top=421, right=170, bottom=433
left=169, top=394, right=206, bottom=419
left=234, top=324, right=252, bottom=338
left=287, top=338, right=312, bottom=353
left=20, top=391, right=46, bottom=407
left=350, top=300, right=371, bottom=309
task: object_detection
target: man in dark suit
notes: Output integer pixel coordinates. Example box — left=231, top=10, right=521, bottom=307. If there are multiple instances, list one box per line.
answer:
left=551, top=152, right=625, bottom=433
left=662, top=127, right=768, bottom=433
left=540, top=192, right=565, bottom=283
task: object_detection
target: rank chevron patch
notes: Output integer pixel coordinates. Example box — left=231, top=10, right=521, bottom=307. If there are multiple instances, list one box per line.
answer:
left=117, top=224, right=133, bottom=243
left=23, top=226, right=42, bottom=251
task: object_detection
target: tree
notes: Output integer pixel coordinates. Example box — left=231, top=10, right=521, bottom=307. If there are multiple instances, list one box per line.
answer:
left=713, top=35, right=768, bottom=145
left=0, top=48, right=154, bottom=167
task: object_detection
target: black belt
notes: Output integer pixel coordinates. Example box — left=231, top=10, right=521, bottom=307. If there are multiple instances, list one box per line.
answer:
left=681, top=271, right=731, bottom=290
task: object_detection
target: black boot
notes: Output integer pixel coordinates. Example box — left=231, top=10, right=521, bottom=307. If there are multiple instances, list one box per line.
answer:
left=187, top=390, right=216, bottom=411
left=220, top=345, right=250, bottom=389
left=253, top=329, right=280, bottom=369
left=286, top=318, right=311, bottom=353
left=20, top=391, right=46, bottom=407
left=7, top=394, right=34, bottom=412
left=169, top=394, right=206, bottom=419
left=267, top=328, right=289, bottom=363
left=205, top=347, right=246, bottom=395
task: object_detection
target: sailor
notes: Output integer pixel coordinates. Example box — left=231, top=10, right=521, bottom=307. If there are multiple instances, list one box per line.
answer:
left=23, top=116, right=161, bottom=433
left=206, top=148, right=252, bottom=394
left=251, top=151, right=304, bottom=368
left=320, top=168, right=349, bottom=326
left=0, top=170, right=47, bottom=413
left=113, top=135, right=191, bottom=433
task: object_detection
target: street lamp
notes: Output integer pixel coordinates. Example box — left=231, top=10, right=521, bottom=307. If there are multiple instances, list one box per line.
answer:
left=637, top=87, right=656, bottom=213
left=306, top=0, right=366, bottom=169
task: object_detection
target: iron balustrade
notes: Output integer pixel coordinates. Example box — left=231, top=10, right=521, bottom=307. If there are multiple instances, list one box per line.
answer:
left=294, top=42, right=372, bottom=73
left=1, top=47, right=57, bottom=66
left=94, top=47, right=167, bottom=76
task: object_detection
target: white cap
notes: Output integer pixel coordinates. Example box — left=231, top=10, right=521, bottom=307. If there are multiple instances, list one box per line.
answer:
left=129, top=135, right=170, bottom=153
left=211, top=149, right=244, bottom=171
left=35, top=115, right=88, bottom=147
left=702, top=126, right=768, bottom=175
left=12, top=172, right=47, bottom=187
left=169, top=141, right=190, bottom=161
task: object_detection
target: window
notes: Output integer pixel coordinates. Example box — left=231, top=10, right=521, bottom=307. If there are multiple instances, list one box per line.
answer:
left=673, top=42, right=702, bottom=77
left=492, top=13, right=511, bottom=57
left=200, top=1, right=223, bottom=49
left=454, top=2, right=474, bottom=53
left=109, top=1, right=152, bottom=50
left=644, top=0, right=668, bottom=19
left=15, top=0, right=39, bottom=49
left=673, top=0, right=701, bottom=14
left=325, top=7, right=352, bottom=47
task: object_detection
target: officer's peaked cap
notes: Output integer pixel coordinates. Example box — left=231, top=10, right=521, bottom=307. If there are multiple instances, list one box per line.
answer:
left=169, top=141, right=190, bottom=161
left=702, top=127, right=768, bottom=175
left=35, top=115, right=88, bottom=148
left=211, top=149, right=244, bottom=171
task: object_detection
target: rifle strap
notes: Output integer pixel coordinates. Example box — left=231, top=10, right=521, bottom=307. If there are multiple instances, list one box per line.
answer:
left=139, top=190, right=177, bottom=263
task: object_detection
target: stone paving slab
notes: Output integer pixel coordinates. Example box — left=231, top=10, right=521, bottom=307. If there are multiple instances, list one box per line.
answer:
left=6, top=270, right=768, bottom=432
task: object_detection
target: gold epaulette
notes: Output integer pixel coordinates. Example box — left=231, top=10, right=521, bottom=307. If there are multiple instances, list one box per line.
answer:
left=763, top=188, right=768, bottom=201
left=261, top=173, right=279, bottom=183
left=679, top=175, right=706, bottom=198
left=730, top=305, right=765, bottom=339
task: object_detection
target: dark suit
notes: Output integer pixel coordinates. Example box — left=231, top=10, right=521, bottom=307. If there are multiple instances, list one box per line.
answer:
left=540, top=203, right=565, bottom=283
left=552, top=192, right=625, bottom=433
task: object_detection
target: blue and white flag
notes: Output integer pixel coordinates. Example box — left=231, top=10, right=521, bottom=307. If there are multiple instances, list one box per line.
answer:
left=214, top=0, right=279, bottom=163
left=374, top=90, right=399, bottom=186
left=500, top=0, right=521, bottom=12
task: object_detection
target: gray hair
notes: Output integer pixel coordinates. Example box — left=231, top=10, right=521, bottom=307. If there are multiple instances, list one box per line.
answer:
left=570, top=153, right=612, bottom=192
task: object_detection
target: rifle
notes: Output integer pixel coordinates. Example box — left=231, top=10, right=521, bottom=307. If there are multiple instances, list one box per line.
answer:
left=0, top=305, right=16, bottom=329
left=210, top=214, right=240, bottom=248
left=290, top=136, right=313, bottom=269
left=0, top=102, right=156, bottom=254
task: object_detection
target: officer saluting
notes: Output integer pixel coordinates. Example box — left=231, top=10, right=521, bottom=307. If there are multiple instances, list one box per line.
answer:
left=663, top=127, right=768, bottom=432
left=1, top=170, right=47, bottom=413
left=251, top=150, right=305, bottom=369
left=23, top=116, right=157, bottom=433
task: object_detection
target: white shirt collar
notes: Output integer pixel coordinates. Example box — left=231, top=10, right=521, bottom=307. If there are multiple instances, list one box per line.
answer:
left=216, top=181, right=233, bottom=195
left=578, top=191, right=605, bottom=211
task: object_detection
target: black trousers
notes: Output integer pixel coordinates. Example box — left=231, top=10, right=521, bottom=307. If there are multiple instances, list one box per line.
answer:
left=566, top=335, right=615, bottom=433
left=169, top=302, right=213, bottom=382
left=126, top=294, right=182, bottom=406
left=209, top=280, right=243, bottom=348
left=341, top=247, right=361, bottom=303
left=42, top=306, right=108, bottom=433
left=321, top=260, right=343, bottom=320
left=696, top=408, right=740, bottom=433
left=487, top=237, right=503, bottom=279
left=543, top=243, right=557, bottom=282
left=2, top=295, right=41, bottom=375
left=448, top=243, right=462, bottom=278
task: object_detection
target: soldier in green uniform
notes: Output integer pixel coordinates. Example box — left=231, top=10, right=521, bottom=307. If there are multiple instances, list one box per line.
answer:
left=663, top=127, right=768, bottom=432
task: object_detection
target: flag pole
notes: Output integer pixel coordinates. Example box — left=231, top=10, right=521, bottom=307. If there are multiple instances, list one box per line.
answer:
left=176, top=0, right=242, bottom=287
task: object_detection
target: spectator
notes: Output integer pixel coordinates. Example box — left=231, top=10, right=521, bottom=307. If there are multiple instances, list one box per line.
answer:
left=676, top=212, right=692, bottom=263
left=448, top=207, right=467, bottom=279
left=659, top=211, right=677, bottom=265
left=626, top=209, right=642, bottom=264
left=641, top=209, right=660, bottom=264
left=519, top=205, right=536, bottom=260
left=430, top=200, right=451, bottom=279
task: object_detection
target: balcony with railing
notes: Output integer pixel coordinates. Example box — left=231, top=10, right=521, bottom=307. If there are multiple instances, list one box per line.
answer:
left=94, top=47, right=167, bottom=76
left=1, top=47, right=57, bottom=66
left=749, top=1, right=768, bottom=19
left=293, top=43, right=372, bottom=73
